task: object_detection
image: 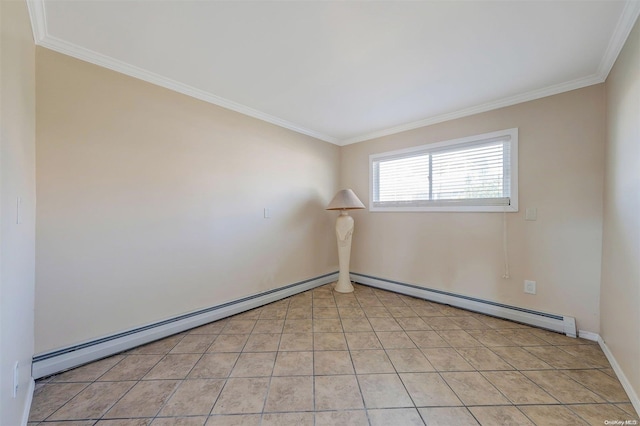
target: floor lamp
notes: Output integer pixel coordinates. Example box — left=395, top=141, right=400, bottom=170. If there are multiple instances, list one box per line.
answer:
left=326, top=189, right=365, bottom=293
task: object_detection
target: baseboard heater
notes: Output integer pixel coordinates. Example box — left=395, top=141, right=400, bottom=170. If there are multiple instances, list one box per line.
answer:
left=351, top=273, right=577, bottom=338
left=32, top=272, right=337, bottom=379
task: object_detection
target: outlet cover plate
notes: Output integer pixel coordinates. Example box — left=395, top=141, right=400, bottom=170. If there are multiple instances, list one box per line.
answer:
left=524, top=280, right=536, bottom=294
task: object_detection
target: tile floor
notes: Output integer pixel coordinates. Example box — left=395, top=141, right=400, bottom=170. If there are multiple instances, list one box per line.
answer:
left=29, top=284, right=639, bottom=425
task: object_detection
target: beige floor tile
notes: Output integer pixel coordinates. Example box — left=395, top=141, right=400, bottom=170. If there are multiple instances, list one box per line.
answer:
left=314, top=350, right=354, bottom=375
left=170, top=334, right=217, bottom=354
left=51, top=356, right=125, bottom=383
left=523, top=370, right=605, bottom=403
left=338, top=307, right=367, bottom=318
left=376, top=331, right=417, bottom=349
left=313, top=318, right=343, bottom=332
left=345, top=332, right=383, bottom=350
left=557, top=344, right=609, bottom=367
left=519, top=405, right=588, bottom=425
left=469, top=406, right=534, bottom=425
left=313, top=307, right=339, bottom=318
left=221, top=320, right=256, bottom=334
left=96, top=420, right=152, bottom=426
left=334, top=294, right=359, bottom=307
left=262, top=412, right=314, bottom=426
left=143, top=354, right=201, bottom=380
left=98, top=355, right=163, bottom=381
left=188, top=321, right=227, bottom=335
left=28, top=383, right=89, bottom=422
left=188, top=352, right=240, bottom=379
left=523, top=345, right=595, bottom=369
left=421, top=348, right=474, bottom=371
left=158, top=379, right=224, bottom=416
left=451, top=317, right=493, bottom=330
left=363, top=306, right=392, bottom=318
left=386, top=348, right=435, bottom=373
left=207, top=334, right=248, bottom=352
left=423, top=317, right=462, bottom=330
left=152, top=417, right=207, bottom=426
left=495, top=329, right=549, bottom=346
left=260, top=308, right=287, bottom=320
left=529, top=329, right=591, bottom=345
left=211, top=377, right=270, bottom=414
left=407, top=331, right=450, bottom=348
left=314, top=332, right=348, bottom=350
left=103, top=380, right=180, bottom=418
left=563, top=369, right=630, bottom=402
left=615, top=403, right=640, bottom=418
left=314, top=297, right=337, bottom=307
left=482, top=371, right=557, bottom=404
left=29, top=286, right=632, bottom=425
left=230, top=352, right=276, bottom=377
left=456, top=347, right=514, bottom=370
left=287, top=307, right=313, bottom=319
left=399, top=372, right=462, bottom=407
left=252, top=319, right=284, bottom=334
left=351, top=350, right=395, bottom=374
left=205, top=414, right=261, bottom=425
left=242, top=333, right=280, bottom=352
left=367, top=408, right=424, bottom=425
left=358, top=374, right=413, bottom=408
left=569, top=403, right=639, bottom=424
left=314, top=375, right=364, bottom=410
left=341, top=318, right=374, bottom=332
left=283, top=319, right=313, bottom=333
left=466, top=329, right=517, bottom=346
left=315, top=410, right=368, bottom=426
left=489, top=346, right=553, bottom=370
left=396, top=317, right=431, bottom=331
left=278, top=333, right=313, bottom=351
left=437, top=330, right=483, bottom=347
left=368, top=317, right=403, bottom=331
left=128, top=335, right=184, bottom=355
left=273, top=351, right=313, bottom=376
left=387, top=307, right=418, bottom=317
left=418, top=407, right=479, bottom=425
left=48, top=381, right=134, bottom=420
left=264, top=376, right=314, bottom=412
left=441, top=372, right=509, bottom=405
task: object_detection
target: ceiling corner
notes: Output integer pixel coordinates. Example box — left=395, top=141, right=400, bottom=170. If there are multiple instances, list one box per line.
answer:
left=596, top=0, right=640, bottom=80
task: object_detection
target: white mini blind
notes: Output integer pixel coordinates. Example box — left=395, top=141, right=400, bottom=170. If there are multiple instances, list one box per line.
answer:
left=371, top=130, right=516, bottom=211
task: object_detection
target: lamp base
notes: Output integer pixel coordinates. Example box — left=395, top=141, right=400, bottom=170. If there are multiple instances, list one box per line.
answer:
left=333, top=278, right=354, bottom=293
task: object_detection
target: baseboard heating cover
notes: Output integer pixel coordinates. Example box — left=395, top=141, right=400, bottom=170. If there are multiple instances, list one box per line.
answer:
left=351, top=273, right=577, bottom=337
left=32, top=272, right=337, bottom=379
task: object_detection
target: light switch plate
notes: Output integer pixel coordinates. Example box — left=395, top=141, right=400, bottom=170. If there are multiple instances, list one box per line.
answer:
left=525, top=208, right=537, bottom=221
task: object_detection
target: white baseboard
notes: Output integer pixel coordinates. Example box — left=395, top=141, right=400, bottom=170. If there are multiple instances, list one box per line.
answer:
left=352, top=272, right=577, bottom=337
left=578, top=330, right=600, bottom=342
left=598, top=336, right=640, bottom=416
left=32, top=272, right=337, bottom=379
left=22, top=378, right=35, bottom=426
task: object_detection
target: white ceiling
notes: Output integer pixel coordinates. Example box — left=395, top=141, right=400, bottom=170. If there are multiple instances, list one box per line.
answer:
left=28, top=1, right=640, bottom=145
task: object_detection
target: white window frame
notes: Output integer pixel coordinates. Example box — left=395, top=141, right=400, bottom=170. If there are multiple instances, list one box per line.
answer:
left=369, top=128, right=518, bottom=213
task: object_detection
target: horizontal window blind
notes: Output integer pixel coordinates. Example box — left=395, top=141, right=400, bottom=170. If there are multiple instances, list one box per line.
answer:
left=371, top=131, right=515, bottom=210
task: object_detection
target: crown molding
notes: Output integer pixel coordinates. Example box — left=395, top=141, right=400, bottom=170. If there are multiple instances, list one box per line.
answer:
left=26, top=0, right=638, bottom=147
left=339, top=73, right=604, bottom=145
left=596, top=0, right=640, bottom=80
left=26, top=0, right=47, bottom=43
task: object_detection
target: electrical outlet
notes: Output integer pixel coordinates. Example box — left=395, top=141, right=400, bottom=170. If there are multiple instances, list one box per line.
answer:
left=524, top=280, right=536, bottom=294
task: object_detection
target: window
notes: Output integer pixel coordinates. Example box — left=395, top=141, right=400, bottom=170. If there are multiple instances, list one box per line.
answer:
left=370, top=128, right=518, bottom=212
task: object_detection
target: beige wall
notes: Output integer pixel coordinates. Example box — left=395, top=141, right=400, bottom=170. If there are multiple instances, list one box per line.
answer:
left=341, top=85, right=605, bottom=333
left=0, top=0, right=36, bottom=423
left=602, top=19, right=639, bottom=401
left=35, top=48, right=340, bottom=353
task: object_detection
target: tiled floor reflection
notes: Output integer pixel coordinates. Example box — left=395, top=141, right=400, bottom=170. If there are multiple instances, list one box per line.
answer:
left=29, top=284, right=639, bottom=425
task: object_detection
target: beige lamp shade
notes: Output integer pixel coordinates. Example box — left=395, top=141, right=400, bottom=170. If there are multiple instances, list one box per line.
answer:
left=326, top=189, right=365, bottom=210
